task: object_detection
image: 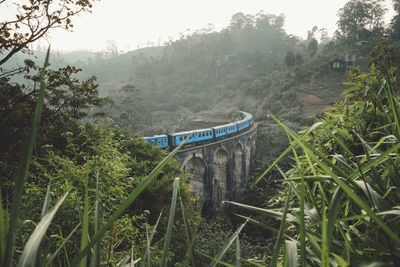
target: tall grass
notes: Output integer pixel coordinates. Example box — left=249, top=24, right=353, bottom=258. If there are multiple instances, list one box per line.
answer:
left=0, top=48, right=197, bottom=266
left=5, top=47, right=399, bottom=266
left=229, top=65, right=400, bottom=266
left=3, top=47, right=51, bottom=267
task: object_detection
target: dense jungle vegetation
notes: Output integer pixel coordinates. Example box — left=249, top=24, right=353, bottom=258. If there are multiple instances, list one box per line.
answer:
left=2, top=0, right=400, bottom=266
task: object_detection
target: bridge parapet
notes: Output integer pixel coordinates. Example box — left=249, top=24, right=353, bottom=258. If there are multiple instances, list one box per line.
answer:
left=176, top=124, right=257, bottom=217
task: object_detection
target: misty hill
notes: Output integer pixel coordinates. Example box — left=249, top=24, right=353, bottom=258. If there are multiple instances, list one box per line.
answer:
left=71, top=12, right=364, bottom=136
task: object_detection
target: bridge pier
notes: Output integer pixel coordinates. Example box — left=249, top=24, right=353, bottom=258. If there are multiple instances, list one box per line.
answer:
left=177, top=125, right=257, bottom=217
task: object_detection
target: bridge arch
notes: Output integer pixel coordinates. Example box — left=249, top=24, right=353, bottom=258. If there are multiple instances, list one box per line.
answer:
left=175, top=122, right=257, bottom=217
left=245, top=137, right=252, bottom=179
left=233, top=142, right=244, bottom=201
left=212, top=147, right=229, bottom=213
left=181, top=154, right=207, bottom=203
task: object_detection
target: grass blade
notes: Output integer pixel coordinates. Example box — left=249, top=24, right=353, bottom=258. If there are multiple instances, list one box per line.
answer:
left=41, top=182, right=52, bottom=218
left=326, top=187, right=343, bottom=254
left=0, top=187, right=6, bottom=265
left=71, top=139, right=188, bottom=266
left=234, top=214, right=279, bottom=234
left=5, top=46, right=50, bottom=267
left=225, top=201, right=297, bottom=223
left=78, top=175, right=89, bottom=267
left=287, top=138, right=306, bottom=267
left=384, top=70, right=400, bottom=139
left=242, top=258, right=266, bottom=267
left=90, top=172, right=101, bottom=267
left=141, top=211, right=162, bottom=266
left=321, top=207, right=328, bottom=267
left=179, top=194, right=196, bottom=267
left=160, top=177, right=180, bottom=267
left=285, top=240, right=297, bottom=267
left=269, top=113, right=400, bottom=246
left=207, top=220, right=247, bottom=267
left=236, top=234, right=241, bottom=267
left=196, top=250, right=235, bottom=267
left=270, top=186, right=292, bottom=267
left=44, top=221, right=82, bottom=267
left=35, top=182, right=52, bottom=267
left=252, top=122, right=322, bottom=186
left=17, top=191, right=68, bottom=267
left=182, top=224, right=198, bottom=267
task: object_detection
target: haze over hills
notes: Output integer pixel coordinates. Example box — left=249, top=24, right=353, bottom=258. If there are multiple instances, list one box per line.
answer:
left=2, top=0, right=400, bottom=265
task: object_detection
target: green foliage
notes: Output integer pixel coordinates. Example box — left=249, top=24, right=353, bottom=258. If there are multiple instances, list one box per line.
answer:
left=0, top=0, right=97, bottom=66
left=4, top=47, right=50, bottom=267
left=390, top=0, right=400, bottom=41
left=235, top=47, right=400, bottom=265
left=195, top=219, right=269, bottom=266
left=335, top=0, right=386, bottom=42
left=307, top=38, right=318, bottom=58
left=284, top=52, right=295, bottom=68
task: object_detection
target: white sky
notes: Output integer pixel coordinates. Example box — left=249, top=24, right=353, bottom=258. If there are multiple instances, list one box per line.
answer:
left=1, top=0, right=396, bottom=52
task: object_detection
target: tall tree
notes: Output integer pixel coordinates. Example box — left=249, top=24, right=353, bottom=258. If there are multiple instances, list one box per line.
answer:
left=284, top=51, right=295, bottom=68
left=0, top=0, right=97, bottom=66
left=335, top=0, right=386, bottom=42
left=390, top=0, right=400, bottom=41
left=307, top=38, right=318, bottom=58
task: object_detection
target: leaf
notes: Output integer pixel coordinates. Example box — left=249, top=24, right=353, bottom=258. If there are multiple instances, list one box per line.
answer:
left=180, top=195, right=196, bottom=267
left=285, top=240, right=298, bottom=267
left=0, top=188, right=6, bottom=265
left=270, top=186, right=292, bottom=267
left=44, top=220, right=82, bottom=267
left=207, top=220, right=247, bottom=267
left=268, top=113, right=400, bottom=247
left=354, top=180, right=390, bottom=212
left=236, top=235, right=242, bottom=267
left=89, top=172, right=101, bottom=267
left=224, top=201, right=297, bottom=223
left=141, top=212, right=162, bottom=266
left=5, top=46, right=51, bottom=267
left=160, top=178, right=180, bottom=267
left=35, top=182, right=52, bottom=267
left=331, top=253, right=349, bottom=267
left=71, top=138, right=188, bottom=266
left=78, top=176, right=89, bottom=267
left=17, top=192, right=69, bottom=267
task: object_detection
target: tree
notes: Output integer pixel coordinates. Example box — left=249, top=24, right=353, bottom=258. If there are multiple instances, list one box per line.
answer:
left=307, top=38, right=318, bottom=57
left=0, top=0, right=104, bottom=196
left=335, top=0, right=386, bottom=42
left=295, top=52, right=303, bottom=65
left=284, top=51, right=295, bottom=68
left=0, top=0, right=97, bottom=66
left=390, top=0, right=400, bottom=41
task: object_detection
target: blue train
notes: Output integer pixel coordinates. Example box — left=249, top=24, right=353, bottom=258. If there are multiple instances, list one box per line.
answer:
left=144, top=111, right=254, bottom=149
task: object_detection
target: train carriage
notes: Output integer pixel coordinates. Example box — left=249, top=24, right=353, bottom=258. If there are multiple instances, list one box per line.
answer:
left=144, top=135, right=169, bottom=149
left=143, top=111, right=254, bottom=149
left=170, top=128, right=213, bottom=146
left=212, top=122, right=238, bottom=138
left=237, top=111, right=253, bottom=131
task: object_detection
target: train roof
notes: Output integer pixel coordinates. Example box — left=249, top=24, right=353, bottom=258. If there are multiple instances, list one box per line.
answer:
left=170, top=127, right=213, bottom=136
left=212, top=122, right=237, bottom=129
left=239, top=110, right=252, bottom=118
left=143, top=134, right=168, bottom=139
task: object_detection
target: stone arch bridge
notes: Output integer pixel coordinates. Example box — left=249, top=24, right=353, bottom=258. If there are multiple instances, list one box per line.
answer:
left=175, top=124, right=257, bottom=217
